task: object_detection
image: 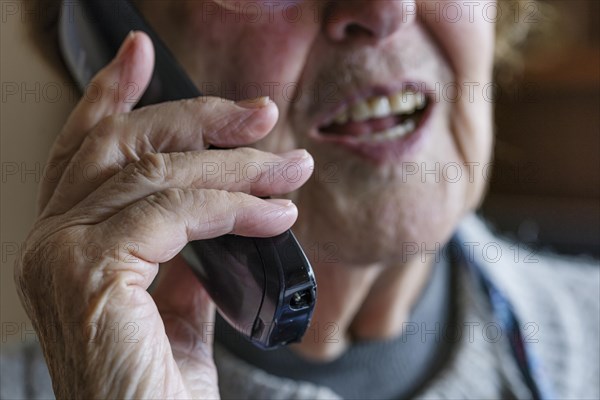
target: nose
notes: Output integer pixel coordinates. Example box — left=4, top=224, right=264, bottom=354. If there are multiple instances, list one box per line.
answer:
left=323, top=0, right=416, bottom=43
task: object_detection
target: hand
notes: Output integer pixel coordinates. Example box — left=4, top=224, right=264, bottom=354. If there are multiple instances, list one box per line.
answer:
left=14, top=31, right=313, bottom=398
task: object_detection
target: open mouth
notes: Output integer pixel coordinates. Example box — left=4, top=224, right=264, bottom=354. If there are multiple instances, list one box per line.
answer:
left=317, top=89, right=429, bottom=144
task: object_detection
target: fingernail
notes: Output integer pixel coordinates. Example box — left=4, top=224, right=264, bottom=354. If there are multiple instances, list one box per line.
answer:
left=236, top=96, right=270, bottom=109
left=265, top=198, right=293, bottom=207
left=116, top=31, right=136, bottom=61
left=279, top=149, right=310, bottom=161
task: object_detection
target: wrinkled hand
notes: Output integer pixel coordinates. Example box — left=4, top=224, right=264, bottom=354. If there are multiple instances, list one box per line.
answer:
left=15, top=32, right=313, bottom=399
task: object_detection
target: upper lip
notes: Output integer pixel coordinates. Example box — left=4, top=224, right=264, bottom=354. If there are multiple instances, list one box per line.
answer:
left=314, top=80, right=433, bottom=129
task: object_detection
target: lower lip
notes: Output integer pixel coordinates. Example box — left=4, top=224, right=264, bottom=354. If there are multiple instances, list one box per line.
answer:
left=309, top=103, right=434, bottom=164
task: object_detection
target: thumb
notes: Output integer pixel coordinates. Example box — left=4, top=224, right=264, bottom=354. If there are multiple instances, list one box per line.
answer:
left=38, top=31, right=155, bottom=213
left=67, top=30, right=156, bottom=134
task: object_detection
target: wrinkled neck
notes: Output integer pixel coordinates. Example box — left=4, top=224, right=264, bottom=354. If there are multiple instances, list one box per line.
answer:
left=290, top=255, right=435, bottom=361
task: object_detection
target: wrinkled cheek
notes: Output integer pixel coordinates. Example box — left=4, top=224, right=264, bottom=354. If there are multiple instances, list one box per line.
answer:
left=417, top=0, right=496, bottom=167
left=418, top=0, right=496, bottom=80
left=452, top=87, right=494, bottom=209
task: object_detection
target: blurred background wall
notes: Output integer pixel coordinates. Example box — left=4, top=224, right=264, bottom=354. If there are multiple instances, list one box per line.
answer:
left=1, top=0, right=599, bottom=349
left=1, top=0, right=75, bottom=348
left=481, top=0, right=600, bottom=257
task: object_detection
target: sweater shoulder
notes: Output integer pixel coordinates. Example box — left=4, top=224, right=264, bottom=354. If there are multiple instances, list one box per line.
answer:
left=457, top=214, right=600, bottom=398
left=458, top=213, right=599, bottom=303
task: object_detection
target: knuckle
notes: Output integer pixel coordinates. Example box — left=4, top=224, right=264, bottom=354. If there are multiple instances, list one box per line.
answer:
left=93, top=113, right=125, bottom=139
left=234, top=146, right=262, bottom=160
left=225, top=190, right=253, bottom=209
left=190, top=96, right=227, bottom=109
left=144, top=187, right=188, bottom=213
left=176, top=97, right=223, bottom=122
left=131, top=152, right=174, bottom=183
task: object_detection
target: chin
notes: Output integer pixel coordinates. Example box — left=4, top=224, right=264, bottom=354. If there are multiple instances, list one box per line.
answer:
left=282, top=105, right=490, bottom=267
left=293, top=170, right=470, bottom=267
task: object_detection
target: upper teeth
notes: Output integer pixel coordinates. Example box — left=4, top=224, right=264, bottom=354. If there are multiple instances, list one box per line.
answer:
left=333, top=91, right=426, bottom=125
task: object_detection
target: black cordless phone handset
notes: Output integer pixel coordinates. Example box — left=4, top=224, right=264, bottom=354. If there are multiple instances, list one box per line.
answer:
left=58, top=0, right=316, bottom=349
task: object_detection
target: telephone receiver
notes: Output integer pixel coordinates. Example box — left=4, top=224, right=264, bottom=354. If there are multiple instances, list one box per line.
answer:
left=58, top=0, right=316, bottom=349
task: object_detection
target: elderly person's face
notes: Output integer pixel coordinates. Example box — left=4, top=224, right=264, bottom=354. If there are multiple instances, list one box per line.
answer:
left=136, top=0, right=495, bottom=266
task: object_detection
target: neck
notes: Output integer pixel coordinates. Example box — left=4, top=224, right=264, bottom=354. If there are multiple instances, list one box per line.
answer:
left=291, top=256, right=434, bottom=361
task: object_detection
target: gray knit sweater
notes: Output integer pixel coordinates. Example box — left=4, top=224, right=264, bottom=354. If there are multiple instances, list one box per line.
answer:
left=2, top=214, right=599, bottom=399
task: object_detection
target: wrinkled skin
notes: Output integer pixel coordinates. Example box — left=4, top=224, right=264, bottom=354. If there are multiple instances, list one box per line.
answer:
left=137, top=0, right=494, bottom=264
left=16, top=0, right=495, bottom=397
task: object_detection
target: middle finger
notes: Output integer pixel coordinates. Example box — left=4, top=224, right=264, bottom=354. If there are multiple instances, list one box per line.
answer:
left=75, top=148, right=313, bottom=217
